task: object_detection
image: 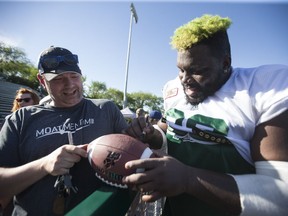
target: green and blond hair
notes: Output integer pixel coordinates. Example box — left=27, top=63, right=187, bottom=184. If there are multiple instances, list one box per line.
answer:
left=170, top=14, right=232, bottom=53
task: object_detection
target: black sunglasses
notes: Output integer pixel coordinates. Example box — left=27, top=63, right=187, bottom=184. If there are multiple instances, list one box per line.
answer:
left=16, top=98, right=31, bottom=103
left=40, top=54, right=78, bottom=70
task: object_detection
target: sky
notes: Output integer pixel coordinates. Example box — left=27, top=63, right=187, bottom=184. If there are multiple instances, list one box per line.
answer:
left=0, top=0, right=288, bottom=97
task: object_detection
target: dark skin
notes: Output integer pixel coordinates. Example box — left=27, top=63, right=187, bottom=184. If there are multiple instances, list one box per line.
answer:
left=177, top=45, right=231, bottom=106
left=123, top=44, right=288, bottom=215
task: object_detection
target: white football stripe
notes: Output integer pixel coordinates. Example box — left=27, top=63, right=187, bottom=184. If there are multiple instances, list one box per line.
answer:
left=136, top=147, right=153, bottom=173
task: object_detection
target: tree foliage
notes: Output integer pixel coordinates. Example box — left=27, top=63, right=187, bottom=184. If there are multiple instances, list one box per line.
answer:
left=128, top=92, right=163, bottom=112
left=86, top=81, right=107, bottom=99
left=0, top=42, right=39, bottom=89
left=85, top=81, right=163, bottom=111
left=103, top=88, right=124, bottom=109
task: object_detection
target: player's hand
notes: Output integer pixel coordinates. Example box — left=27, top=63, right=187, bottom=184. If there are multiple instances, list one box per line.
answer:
left=123, top=116, right=154, bottom=142
left=41, top=144, right=88, bottom=176
left=122, top=155, right=189, bottom=202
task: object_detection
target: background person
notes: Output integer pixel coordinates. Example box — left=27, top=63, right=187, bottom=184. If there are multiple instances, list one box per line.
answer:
left=148, top=110, right=162, bottom=125
left=1, top=87, right=40, bottom=215
left=136, top=108, right=145, bottom=118
left=11, top=87, right=40, bottom=112
left=123, top=14, right=288, bottom=216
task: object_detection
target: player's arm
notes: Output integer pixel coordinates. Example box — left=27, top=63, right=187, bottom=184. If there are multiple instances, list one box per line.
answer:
left=231, top=109, right=288, bottom=215
left=176, top=110, right=288, bottom=215
left=123, top=116, right=166, bottom=150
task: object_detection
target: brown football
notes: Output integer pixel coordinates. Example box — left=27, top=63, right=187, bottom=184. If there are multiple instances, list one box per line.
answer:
left=87, top=134, right=155, bottom=188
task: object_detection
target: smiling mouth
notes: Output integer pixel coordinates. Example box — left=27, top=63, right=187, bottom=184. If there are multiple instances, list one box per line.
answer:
left=183, top=84, right=199, bottom=97
left=64, top=89, right=77, bottom=96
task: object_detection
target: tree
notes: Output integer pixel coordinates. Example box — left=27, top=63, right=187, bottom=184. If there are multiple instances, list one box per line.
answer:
left=86, top=81, right=107, bottom=99
left=0, top=42, right=39, bottom=89
left=85, top=81, right=128, bottom=109
left=103, top=88, right=124, bottom=109
left=85, top=82, right=163, bottom=112
left=129, top=92, right=163, bottom=112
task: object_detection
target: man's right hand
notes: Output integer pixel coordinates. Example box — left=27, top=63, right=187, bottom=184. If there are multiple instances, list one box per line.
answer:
left=41, top=144, right=88, bottom=176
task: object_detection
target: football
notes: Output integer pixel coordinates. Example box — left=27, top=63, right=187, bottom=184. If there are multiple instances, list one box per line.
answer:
left=87, top=133, right=155, bottom=188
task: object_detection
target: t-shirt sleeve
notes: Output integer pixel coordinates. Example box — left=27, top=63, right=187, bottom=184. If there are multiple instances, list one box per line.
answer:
left=101, top=100, right=128, bottom=133
left=112, top=102, right=129, bottom=133
left=162, top=77, right=184, bottom=111
left=251, top=65, right=288, bottom=125
left=0, top=113, right=21, bottom=167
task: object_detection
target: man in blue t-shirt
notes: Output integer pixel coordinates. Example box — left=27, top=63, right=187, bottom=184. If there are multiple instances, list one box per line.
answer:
left=0, top=46, right=150, bottom=216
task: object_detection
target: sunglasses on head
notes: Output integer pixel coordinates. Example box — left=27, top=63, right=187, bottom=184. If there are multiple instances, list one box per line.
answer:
left=40, top=54, right=78, bottom=70
left=16, top=98, right=32, bottom=103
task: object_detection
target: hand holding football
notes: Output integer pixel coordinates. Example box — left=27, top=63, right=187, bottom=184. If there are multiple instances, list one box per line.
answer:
left=87, top=134, right=155, bottom=188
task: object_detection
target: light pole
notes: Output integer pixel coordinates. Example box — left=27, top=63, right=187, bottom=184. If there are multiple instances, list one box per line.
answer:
left=123, top=3, right=138, bottom=109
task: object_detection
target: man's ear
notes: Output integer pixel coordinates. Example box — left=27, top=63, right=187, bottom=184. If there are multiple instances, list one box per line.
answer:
left=223, top=54, right=231, bottom=70
left=37, top=74, right=46, bottom=89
